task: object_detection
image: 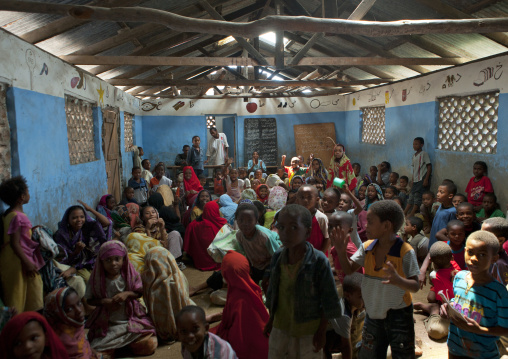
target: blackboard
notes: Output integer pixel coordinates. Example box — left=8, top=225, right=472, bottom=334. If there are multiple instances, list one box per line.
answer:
left=244, top=118, right=278, bottom=166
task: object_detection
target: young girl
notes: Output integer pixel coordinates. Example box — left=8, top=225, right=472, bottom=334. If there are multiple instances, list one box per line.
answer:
left=0, top=312, right=68, bottom=359
left=183, top=166, right=204, bottom=206
left=465, top=161, right=494, bottom=212
left=96, top=194, right=116, bottom=220
left=214, top=169, right=225, bottom=196
left=290, top=175, right=304, bottom=191
left=306, top=157, right=328, bottom=192
left=252, top=169, right=266, bottom=184
left=363, top=183, right=384, bottom=210
left=0, top=176, right=45, bottom=313
left=44, top=287, right=100, bottom=359
left=224, top=159, right=245, bottom=203
left=85, top=241, right=157, bottom=356
left=256, top=184, right=269, bottom=205
left=190, top=190, right=212, bottom=222
left=384, top=185, right=399, bottom=200
left=477, top=192, right=506, bottom=221
left=139, top=205, right=168, bottom=247
left=328, top=144, right=357, bottom=191
left=357, top=183, right=367, bottom=203
left=238, top=168, right=251, bottom=189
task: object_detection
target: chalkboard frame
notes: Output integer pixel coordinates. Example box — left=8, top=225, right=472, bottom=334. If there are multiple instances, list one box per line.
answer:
left=244, top=118, right=278, bottom=167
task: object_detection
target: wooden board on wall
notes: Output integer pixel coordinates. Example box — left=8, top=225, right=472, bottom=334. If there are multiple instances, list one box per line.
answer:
left=293, top=123, right=336, bottom=168
left=244, top=118, right=277, bottom=166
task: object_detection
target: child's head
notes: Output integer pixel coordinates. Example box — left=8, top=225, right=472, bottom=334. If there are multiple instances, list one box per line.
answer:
left=312, top=159, right=322, bottom=172
left=154, top=164, right=165, bottom=179
left=296, top=185, right=319, bottom=213
left=138, top=146, right=144, bottom=156
left=99, top=241, right=127, bottom=278
left=257, top=184, right=269, bottom=199
left=291, top=176, right=304, bottom=190
left=182, top=145, right=190, bottom=156
left=338, top=192, right=353, bottom=212
left=342, top=273, right=364, bottom=310
left=366, top=184, right=379, bottom=202
left=229, top=168, right=238, bottom=181
left=404, top=216, right=423, bottom=237
left=192, top=135, right=200, bottom=148
left=238, top=168, right=247, bottom=179
left=306, top=177, right=317, bottom=186
left=195, top=190, right=211, bottom=209
left=251, top=179, right=260, bottom=191
left=456, top=202, right=475, bottom=227
left=276, top=204, right=312, bottom=249
left=290, top=157, right=300, bottom=169
left=452, top=193, right=467, bottom=208
left=287, top=189, right=298, bottom=205
left=421, top=190, right=435, bottom=208
left=132, top=166, right=142, bottom=180
left=473, top=161, right=488, bottom=178
left=399, top=175, right=409, bottom=188
left=103, top=195, right=116, bottom=210
left=366, top=200, right=405, bottom=238
left=389, top=171, right=399, bottom=184
left=379, top=161, right=391, bottom=173
left=437, top=182, right=457, bottom=206
left=429, top=241, right=453, bottom=270
left=67, top=205, right=86, bottom=233
left=358, top=184, right=367, bottom=201
left=61, top=287, right=85, bottom=325
left=369, top=166, right=378, bottom=178
left=141, top=159, right=151, bottom=171
left=254, top=169, right=263, bottom=180
left=352, top=163, right=361, bottom=177
left=482, top=193, right=498, bottom=213
left=141, top=205, right=158, bottom=224
left=328, top=211, right=353, bottom=240
left=176, top=305, right=209, bottom=354
left=321, top=188, right=341, bottom=212
left=442, top=179, right=454, bottom=185
left=333, top=144, right=345, bottom=160
left=413, top=137, right=424, bottom=151
left=8, top=314, right=49, bottom=359
left=384, top=185, right=398, bottom=200
left=184, top=167, right=193, bottom=181
left=198, top=174, right=207, bottom=186
left=0, top=175, right=30, bottom=207
left=392, top=196, right=403, bottom=208
left=446, top=220, right=466, bottom=248
left=253, top=200, right=266, bottom=226
left=465, top=230, right=499, bottom=275
left=276, top=168, right=285, bottom=178
left=482, top=217, right=508, bottom=250
left=215, top=169, right=222, bottom=179
left=235, top=203, right=259, bottom=238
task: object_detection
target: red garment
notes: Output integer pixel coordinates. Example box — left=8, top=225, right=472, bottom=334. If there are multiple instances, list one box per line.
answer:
left=183, top=201, right=226, bottom=271
left=183, top=166, right=203, bottom=204
left=357, top=210, right=368, bottom=242
left=465, top=175, right=493, bottom=207
left=0, top=312, right=69, bottom=359
left=308, top=215, right=325, bottom=252
left=214, top=178, right=225, bottom=196
left=430, top=261, right=461, bottom=302
left=210, top=251, right=269, bottom=359
left=256, top=184, right=269, bottom=205
left=331, top=239, right=364, bottom=283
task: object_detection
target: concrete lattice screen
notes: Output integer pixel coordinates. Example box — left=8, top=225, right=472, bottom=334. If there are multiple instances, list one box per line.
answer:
left=124, top=112, right=134, bottom=152
left=0, top=84, right=10, bottom=182
left=438, top=92, right=498, bottom=154
left=361, top=106, right=386, bottom=145
left=65, top=95, right=97, bottom=165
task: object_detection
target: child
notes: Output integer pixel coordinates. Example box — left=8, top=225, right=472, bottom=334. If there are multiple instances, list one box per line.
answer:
left=337, top=186, right=365, bottom=249
left=396, top=175, right=409, bottom=195
left=286, top=189, right=298, bottom=205
left=128, top=166, right=149, bottom=205
left=85, top=240, right=157, bottom=356
left=141, top=159, right=153, bottom=183
left=326, top=273, right=365, bottom=359
left=389, top=171, right=399, bottom=187
left=420, top=190, right=439, bottom=233
left=368, top=166, right=378, bottom=184
left=132, top=145, right=143, bottom=169
left=456, top=202, right=481, bottom=237
left=149, top=163, right=172, bottom=192
left=140, top=205, right=169, bottom=246
left=238, top=168, right=251, bottom=189
left=191, top=190, right=211, bottom=222
left=428, top=182, right=457, bottom=249
left=352, top=163, right=362, bottom=186
left=0, top=176, right=44, bottom=314
left=329, top=211, right=364, bottom=283
left=413, top=242, right=459, bottom=340
left=296, top=185, right=330, bottom=253
left=383, top=185, right=398, bottom=200
left=252, top=169, right=266, bottom=184
left=214, top=169, right=225, bottom=196
left=183, top=166, right=204, bottom=206
left=307, top=157, right=329, bottom=192
left=280, top=155, right=306, bottom=183
left=442, top=231, right=508, bottom=359
left=256, top=184, right=269, bottom=205
left=335, top=200, right=420, bottom=358
left=321, top=187, right=341, bottom=218
left=404, top=217, right=429, bottom=266
left=363, top=183, right=383, bottom=210
left=291, top=175, right=304, bottom=191
left=0, top=311, right=68, bottom=358
left=357, top=184, right=367, bottom=203
left=198, top=173, right=207, bottom=188
left=224, top=158, right=245, bottom=203
left=264, top=204, right=341, bottom=358
left=482, top=217, right=508, bottom=286
left=176, top=305, right=237, bottom=359
left=442, top=220, right=467, bottom=270
left=187, top=135, right=204, bottom=177
left=477, top=193, right=506, bottom=221
left=452, top=193, right=467, bottom=209
left=405, top=137, right=432, bottom=218
left=465, top=161, right=493, bottom=212
left=119, top=186, right=138, bottom=205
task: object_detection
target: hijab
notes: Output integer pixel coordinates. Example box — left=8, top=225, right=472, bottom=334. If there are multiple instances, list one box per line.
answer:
left=111, top=205, right=131, bottom=229
left=363, top=183, right=384, bottom=210
left=266, top=174, right=284, bottom=189
left=183, top=166, right=203, bottom=193
left=307, top=158, right=328, bottom=188
left=268, top=186, right=287, bottom=211
left=96, top=194, right=113, bottom=220
left=218, top=194, right=237, bottom=226
left=290, top=175, right=305, bottom=189
left=148, top=192, right=185, bottom=238
left=240, top=189, right=257, bottom=201
left=256, top=184, right=269, bottom=204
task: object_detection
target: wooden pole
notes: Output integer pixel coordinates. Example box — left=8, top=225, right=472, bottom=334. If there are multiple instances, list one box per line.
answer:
left=107, top=78, right=392, bottom=86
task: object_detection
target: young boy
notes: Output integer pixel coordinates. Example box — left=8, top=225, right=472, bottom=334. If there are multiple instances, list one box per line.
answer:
left=198, top=174, right=207, bottom=188
left=141, top=159, right=153, bottom=183
left=483, top=217, right=508, bottom=286
left=442, top=231, right=508, bottom=359
left=452, top=193, right=467, bottom=209
left=397, top=175, right=409, bottom=195
left=419, top=190, right=439, bottom=233
left=119, top=186, right=137, bottom=205
left=435, top=202, right=481, bottom=242
left=187, top=135, right=204, bottom=177
left=223, top=159, right=245, bottom=203
left=128, top=166, right=149, bottom=205
left=404, top=216, right=429, bottom=266
left=334, top=200, right=420, bottom=359
left=296, top=185, right=329, bottom=253
left=238, top=168, right=251, bottom=189
left=388, top=172, right=399, bottom=187
left=352, top=163, right=362, bottom=187
left=280, top=155, right=306, bottom=182
left=326, top=273, right=365, bottom=359
left=405, top=137, right=432, bottom=218
left=176, top=305, right=237, bottom=359
left=265, top=204, right=341, bottom=358
left=149, top=163, right=172, bottom=191
left=213, top=169, right=225, bottom=196
left=321, top=187, right=341, bottom=218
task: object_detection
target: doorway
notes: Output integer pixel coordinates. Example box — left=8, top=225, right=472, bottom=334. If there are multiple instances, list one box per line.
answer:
left=101, top=107, right=122, bottom=201
left=206, top=114, right=236, bottom=166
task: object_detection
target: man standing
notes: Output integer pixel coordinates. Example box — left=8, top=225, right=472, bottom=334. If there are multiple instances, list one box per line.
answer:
left=207, top=127, right=229, bottom=165
left=175, top=145, right=190, bottom=166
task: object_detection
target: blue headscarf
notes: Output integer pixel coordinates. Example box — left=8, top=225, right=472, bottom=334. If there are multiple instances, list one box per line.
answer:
left=219, top=194, right=238, bottom=226
left=363, top=183, right=384, bottom=210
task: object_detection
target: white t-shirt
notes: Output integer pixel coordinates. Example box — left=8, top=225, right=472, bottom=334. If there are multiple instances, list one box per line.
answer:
left=207, top=133, right=229, bottom=165
left=314, top=209, right=329, bottom=239
left=412, top=151, right=430, bottom=183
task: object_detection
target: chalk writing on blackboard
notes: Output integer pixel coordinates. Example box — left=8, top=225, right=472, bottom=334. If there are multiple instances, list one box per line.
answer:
left=244, top=118, right=277, bottom=166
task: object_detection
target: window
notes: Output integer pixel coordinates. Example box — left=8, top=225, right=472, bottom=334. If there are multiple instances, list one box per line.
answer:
left=437, top=91, right=498, bottom=154
left=65, top=95, right=97, bottom=165
left=0, top=83, right=10, bottom=182
left=361, top=106, right=386, bottom=145
left=206, top=115, right=216, bottom=128
left=124, top=112, right=134, bottom=152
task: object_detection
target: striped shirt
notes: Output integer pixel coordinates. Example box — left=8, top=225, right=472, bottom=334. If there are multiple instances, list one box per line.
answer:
left=412, top=150, right=430, bottom=183
left=448, top=271, right=508, bottom=359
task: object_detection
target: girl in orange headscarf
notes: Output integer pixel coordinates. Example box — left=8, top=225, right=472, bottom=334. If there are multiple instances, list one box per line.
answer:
left=327, top=144, right=357, bottom=191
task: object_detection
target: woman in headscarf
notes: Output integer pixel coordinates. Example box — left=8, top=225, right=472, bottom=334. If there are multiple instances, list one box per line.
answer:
left=219, top=194, right=238, bottom=226
left=141, top=247, right=194, bottom=341
left=210, top=251, right=269, bottom=359
left=183, top=166, right=203, bottom=206
left=184, top=201, right=227, bottom=271
left=306, top=157, right=328, bottom=192
left=327, top=144, right=357, bottom=191
left=96, top=194, right=116, bottom=220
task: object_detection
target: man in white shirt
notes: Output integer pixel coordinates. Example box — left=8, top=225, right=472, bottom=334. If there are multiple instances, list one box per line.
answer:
left=207, top=127, right=229, bottom=165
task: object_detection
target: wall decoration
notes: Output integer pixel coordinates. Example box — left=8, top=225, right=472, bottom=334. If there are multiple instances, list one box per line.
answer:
left=70, top=71, right=86, bottom=90
left=97, top=84, right=105, bottom=106
left=105, top=86, right=109, bottom=98
left=419, top=82, right=431, bottom=94
left=189, top=100, right=195, bottom=108
left=141, top=101, right=162, bottom=111
left=473, top=64, right=503, bottom=87
left=25, top=49, right=36, bottom=90
left=442, top=74, right=462, bottom=89
left=278, top=100, right=296, bottom=108
left=246, top=102, right=257, bottom=113
left=259, top=100, right=265, bottom=107
left=385, top=89, right=394, bottom=104
left=310, top=98, right=338, bottom=109
left=172, top=101, right=185, bottom=110
left=402, top=87, right=411, bottom=102
left=368, top=90, right=381, bottom=102
left=39, top=63, right=48, bottom=76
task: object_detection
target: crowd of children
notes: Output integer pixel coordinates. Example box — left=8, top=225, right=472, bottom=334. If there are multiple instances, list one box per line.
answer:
left=1, top=133, right=508, bottom=359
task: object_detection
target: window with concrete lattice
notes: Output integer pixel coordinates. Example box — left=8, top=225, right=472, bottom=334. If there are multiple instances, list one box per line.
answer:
left=65, top=95, right=97, bottom=165
left=437, top=92, right=498, bottom=154
left=124, top=112, right=134, bottom=152
left=361, top=106, right=386, bottom=145
left=0, top=83, right=10, bottom=182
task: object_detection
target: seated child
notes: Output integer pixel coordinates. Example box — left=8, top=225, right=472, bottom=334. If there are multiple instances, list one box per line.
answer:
left=396, top=175, right=409, bottom=195
left=224, top=159, right=245, bottom=203
left=440, top=220, right=467, bottom=270
left=352, top=163, right=362, bottom=186
left=363, top=183, right=384, bottom=210
left=176, top=305, right=237, bottom=359
left=265, top=204, right=341, bottom=357
left=141, top=159, right=153, bottom=183
left=191, top=190, right=212, bottom=222
left=85, top=241, right=157, bottom=356
left=291, top=175, right=305, bottom=191
left=383, top=185, right=398, bottom=200
left=419, top=191, right=439, bottom=233
left=214, top=169, right=225, bottom=196
left=238, top=168, right=251, bottom=189
left=96, top=194, right=116, bottom=221
left=286, top=189, right=298, bottom=205
left=150, top=163, right=172, bottom=192
left=465, top=161, right=493, bottom=212
left=252, top=169, right=266, bottom=184
left=452, top=193, right=467, bottom=209
left=198, top=174, right=207, bottom=188
left=442, top=231, right=508, bottom=359
left=335, top=200, right=420, bottom=358
left=357, top=184, right=367, bottom=204
left=296, top=185, right=330, bottom=253
left=482, top=217, right=508, bottom=286
left=329, top=212, right=364, bottom=283
left=477, top=193, right=506, bottom=221
left=389, top=171, right=399, bottom=187
left=404, top=217, right=429, bottom=267
left=256, top=184, right=269, bottom=205
left=326, top=273, right=365, bottom=359
left=437, top=203, right=481, bottom=243
left=139, top=205, right=169, bottom=246
left=128, top=167, right=149, bottom=205
left=119, top=186, right=138, bottom=205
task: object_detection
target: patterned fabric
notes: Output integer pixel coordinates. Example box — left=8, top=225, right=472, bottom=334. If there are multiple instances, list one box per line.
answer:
left=219, top=194, right=238, bottom=226
left=328, top=145, right=357, bottom=191
left=141, top=247, right=193, bottom=341
left=85, top=240, right=155, bottom=342
left=363, top=183, right=384, bottom=210
left=124, top=232, right=162, bottom=273
left=241, top=189, right=257, bottom=201
left=96, top=194, right=112, bottom=220
left=266, top=174, right=284, bottom=189
left=181, top=332, right=238, bottom=359
left=32, top=226, right=67, bottom=293
left=268, top=186, right=287, bottom=211
left=306, top=158, right=328, bottom=188
left=111, top=205, right=131, bottom=229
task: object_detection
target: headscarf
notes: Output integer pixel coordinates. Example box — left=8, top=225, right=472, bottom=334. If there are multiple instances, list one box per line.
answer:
left=44, top=287, right=97, bottom=359
left=53, top=205, right=111, bottom=270
left=85, top=240, right=155, bottom=342
left=156, top=184, right=174, bottom=206
left=111, top=205, right=131, bottom=229
left=290, top=175, right=305, bottom=189
left=328, top=144, right=358, bottom=191
left=363, top=183, right=384, bottom=210
left=266, top=174, right=284, bottom=189
left=96, top=194, right=113, bottom=220
left=307, top=158, right=328, bottom=188
left=183, top=166, right=203, bottom=193
left=219, top=194, right=238, bottom=226
left=256, top=184, right=269, bottom=205
left=126, top=202, right=142, bottom=228
left=210, top=251, right=269, bottom=359
left=241, top=189, right=257, bottom=201
left=147, top=192, right=185, bottom=237
left=147, top=192, right=165, bottom=212
left=268, top=186, right=287, bottom=211
left=141, top=247, right=193, bottom=341
left=0, top=312, right=69, bottom=359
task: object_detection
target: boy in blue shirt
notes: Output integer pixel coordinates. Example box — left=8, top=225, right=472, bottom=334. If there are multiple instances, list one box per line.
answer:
left=187, top=135, right=204, bottom=177
left=441, top=230, right=508, bottom=359
left=128, top=166, right=149, bottom=205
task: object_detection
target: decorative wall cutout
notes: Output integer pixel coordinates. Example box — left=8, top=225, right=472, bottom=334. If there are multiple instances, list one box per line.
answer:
left=141, top=101, right=162, bottom=111
left=124, top=112, right=134, bottom=152
left=361, top=106, right=386, bottom=145
left=473, top=64, right=503, bottom=87
left=65, top=95, right=97, bottom=165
